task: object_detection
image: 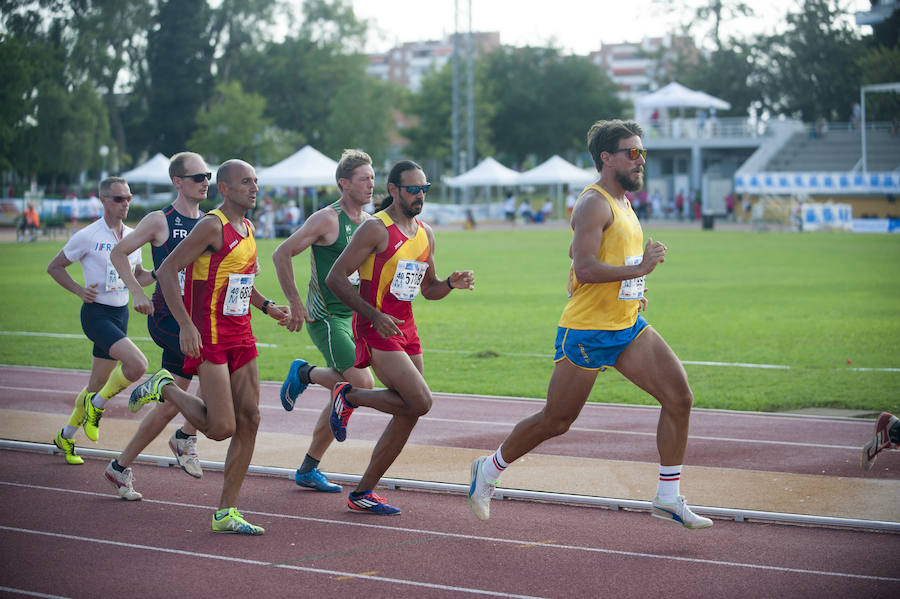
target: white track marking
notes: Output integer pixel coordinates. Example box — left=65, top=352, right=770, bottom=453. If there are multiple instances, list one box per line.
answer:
left=1, top=481, right=898, bottom=584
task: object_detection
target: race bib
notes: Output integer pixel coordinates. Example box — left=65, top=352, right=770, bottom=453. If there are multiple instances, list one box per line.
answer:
left=618, top=255, right=645, bottom=301
left=390, top=259, right=428, bottom=301
left=223, top=273, right=254, bottom=316
left=348, top=270, right=360, bottom=286
left=105, top=259, right=126, bottom=292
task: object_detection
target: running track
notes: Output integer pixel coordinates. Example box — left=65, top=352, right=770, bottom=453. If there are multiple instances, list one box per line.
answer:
left=0, top=365, right=898, bottom=597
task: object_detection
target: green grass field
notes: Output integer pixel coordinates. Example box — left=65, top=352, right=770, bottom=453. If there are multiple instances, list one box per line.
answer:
left=1, top=225, right=898, bottom=414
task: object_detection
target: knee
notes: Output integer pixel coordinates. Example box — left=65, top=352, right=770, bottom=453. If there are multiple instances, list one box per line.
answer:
left=542, top=414, right=576, bottom=438
left=236, top=405, right=260, bottom=432
left=123, top=356, right=148, bottom=382
left=206, top=422, right=235, bottom=441
left=405, top=392, right=432, bottom=418
left=664, top=389, right=694, bottom=420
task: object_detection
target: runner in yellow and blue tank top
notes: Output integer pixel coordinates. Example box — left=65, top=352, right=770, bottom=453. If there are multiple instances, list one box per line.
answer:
left=468, top=120, right=713, bottom=530
left=130, top=159, right=290, bottom=535
left=324, top=160, right=474, bottom=515
left=273, top=149, right=377, bottom=494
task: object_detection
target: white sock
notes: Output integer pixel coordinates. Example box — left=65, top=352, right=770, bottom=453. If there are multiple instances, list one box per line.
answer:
left=62, top=425, right=78, bottom=438
left=657, top=465, right=682, bottom=501
left=91, top=394, right=108, bottom=410
left=481, top=446, right=508, bottom=483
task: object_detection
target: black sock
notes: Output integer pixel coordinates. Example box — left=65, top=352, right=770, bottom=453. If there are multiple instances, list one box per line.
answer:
left=111, top=459, right=126, bottom=472
left=349, top=490, right=369, bottom=498
left=891, top=420, right=900, bottom=445
left=298, top=453, right=320, bottom=474
left=298, top=363, right=315, bottom=385
left=175, top=428, right=191, bottom=440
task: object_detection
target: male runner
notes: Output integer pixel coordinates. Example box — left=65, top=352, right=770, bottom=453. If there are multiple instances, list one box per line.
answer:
left=467, top=119, right=713, bottom=530
left=106, top=151, right=208, bottom=500
left=324, top=159, right=474, bottom=515
left=48, top=177, right=150, bottom=466
left=273, top=149, right=376, bottom=493
left=130, top=159, right=288, bottom=534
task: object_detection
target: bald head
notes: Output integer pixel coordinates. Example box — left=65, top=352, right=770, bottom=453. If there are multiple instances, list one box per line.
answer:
left=216, top=159, right=254, bottom=187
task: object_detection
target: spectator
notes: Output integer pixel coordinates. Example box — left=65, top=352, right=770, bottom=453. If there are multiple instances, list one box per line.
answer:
left=538, top=198, right=553, bottom=223
left=18, top=202, right=40, bottom=242
left=851, top=101, right=861, bottom=131
left=565, top=188, right=577, bottom=219
left=674, top=190, right=685, bottom=221
left=725, top=192, right=735, bottom=220
left=518, top=199, right=534, bottom=223
left=285, top=200, right=301, bottom=226
left=504, top=191, right=516, bottom=225
left=815, top=116, right=829, bottom=139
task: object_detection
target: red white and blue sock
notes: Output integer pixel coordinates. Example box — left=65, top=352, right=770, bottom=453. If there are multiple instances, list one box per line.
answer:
left=482, top=446, right=509, bottom=483
left=657, top=465, right=682, bottom=501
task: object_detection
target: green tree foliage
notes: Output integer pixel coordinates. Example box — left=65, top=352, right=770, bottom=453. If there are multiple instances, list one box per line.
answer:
left=481, top=47, right=625, bottom=166
left=856, top=44, right=900, bottom=121
left=187, top=81, right=301, bottom=166
left=754, top=0, right=867, bottom=121
left=145, top=0, right=214, bottom=156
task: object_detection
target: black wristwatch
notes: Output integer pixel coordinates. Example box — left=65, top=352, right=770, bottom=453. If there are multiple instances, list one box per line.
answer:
left=261, top=300, right=273, bottom=314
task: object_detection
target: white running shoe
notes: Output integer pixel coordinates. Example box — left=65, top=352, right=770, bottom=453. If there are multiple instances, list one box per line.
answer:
left=651, top=495, right=712, bottom=529
left=104, top=461, right=142, bottom=501
left=468, top=456, right=497, bottom=521
left=169, top=432, right=202, bottom=478
left=860, top=412, right=899, bottom=470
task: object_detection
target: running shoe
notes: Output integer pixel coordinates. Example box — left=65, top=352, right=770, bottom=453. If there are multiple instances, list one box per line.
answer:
left=69, top=387, right=87, bottom=426
left=651, top=495, right=713, bottom=529
left=280, top=358, right=309, bottom=411
left=129, top=369, right=174, bottom=413
left=861, top=412, right=900, bottom=470
left=329, top=382, right=354, bottom=442
left=104, top=460, right=142, bottom=501
left=81, top=392, right=104, bottom=442
left=53, top=430, right=83, bottom=465
left=347, top=491, right=401, bottom=515
left=169, top=432, right=202, bottom=478
left=212, top=507, right=265, bottom=535
left=468, top=456, right=497, bottom=521
left=295, top=467, right=342, bottom=492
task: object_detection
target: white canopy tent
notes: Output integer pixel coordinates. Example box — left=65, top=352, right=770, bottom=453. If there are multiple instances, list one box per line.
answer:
left=120, top=153, right=172, bottom=185
left=518, top=155, right=595, bottom=218
left=634, top=81, right=731, bottom=112
left=444, top=157, right=521, bottom=187
left=257, top=145, right=339, bottom=187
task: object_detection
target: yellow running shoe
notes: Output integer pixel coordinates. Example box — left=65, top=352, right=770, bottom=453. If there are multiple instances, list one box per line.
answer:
left=53, top=430, right=84, bottom=465
left=211, top=507, right=264, bottom=535
left=67, top=387, right=88, bottom=428
left=129, top=369, right=174, bottom=414
left=81, top=392, right=103, bottom=442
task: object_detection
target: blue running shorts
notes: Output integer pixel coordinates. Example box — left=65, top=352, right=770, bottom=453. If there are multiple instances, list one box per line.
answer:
left=554, top=315, right=649, bottom=371
left=148, top=309, right=192, bottom=380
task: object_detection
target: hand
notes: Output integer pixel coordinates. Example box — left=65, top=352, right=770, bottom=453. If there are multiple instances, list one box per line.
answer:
left=81, top=283, right=99, bottom=304
left=641, top=238, right=667, bottom=275
left=267, top=304, right=290, bottom=327
left=372, top=311, right=405, bottom=339
left=132, top=290, right=154, bottom=315
left=448, top=270, right=475, bottom=291
left=285, top=300, right=309, bottom=332
left=179, top=322, right=203, bottom=358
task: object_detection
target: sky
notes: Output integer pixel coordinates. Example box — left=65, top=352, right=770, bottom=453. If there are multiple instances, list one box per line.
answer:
left=340, top=0, right=874, bottom=55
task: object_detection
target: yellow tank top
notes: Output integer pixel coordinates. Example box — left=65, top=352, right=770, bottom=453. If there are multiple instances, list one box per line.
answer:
left=558, top=184, right=644, bottom=331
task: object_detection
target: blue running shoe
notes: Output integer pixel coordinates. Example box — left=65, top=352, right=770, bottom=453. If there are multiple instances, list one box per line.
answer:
left=347, top=491, right=401, bottom=515
left=329, top=382, right=354, bottom=442
left=295, top=467, right=342, bottom=492
left=280, top=359, right=309, bottom=411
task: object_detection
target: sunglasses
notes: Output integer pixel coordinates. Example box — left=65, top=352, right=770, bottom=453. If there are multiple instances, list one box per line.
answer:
left=176, top=172, right=212, bottom=183
left=609, top=147, right=647, bottom=160
left=399, top=184, right=431, bottom=195
left=105, top=195, right=132, bottom=203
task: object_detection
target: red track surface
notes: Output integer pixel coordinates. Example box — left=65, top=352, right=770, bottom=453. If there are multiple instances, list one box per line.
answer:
left=1, top=366, right=899, bottom=597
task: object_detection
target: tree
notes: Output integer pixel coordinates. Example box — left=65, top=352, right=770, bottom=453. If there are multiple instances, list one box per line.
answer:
left=145, top=0, right=214, bottom=156
left=856, top=44, right=900, bottom=121
left=651, top=0, right=754, bottom=51
left=755, top=0, right=868, bottom=121
left=187, top=81, right=301, bottom=166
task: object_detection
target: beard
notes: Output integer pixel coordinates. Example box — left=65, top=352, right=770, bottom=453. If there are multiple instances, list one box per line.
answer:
left=615, top=168, right=643, bottom=192
left=399, top=198, right=423, bottom=218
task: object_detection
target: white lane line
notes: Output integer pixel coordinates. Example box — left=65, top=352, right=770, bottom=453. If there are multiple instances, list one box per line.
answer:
left=2, top=481, right=898, bottom=584
left=0, top=384, right=864, bottom=451
left=0, top=586, right=70, bottom=599
left=0, top=524, right=540, bottom=599
left=3, top=331, right=899, bottom=372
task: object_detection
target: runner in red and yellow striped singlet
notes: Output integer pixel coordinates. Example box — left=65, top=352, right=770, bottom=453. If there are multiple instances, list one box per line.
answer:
left=184, top=208, right=258, bottom=347
left=324, top=160, right=474, bottom=515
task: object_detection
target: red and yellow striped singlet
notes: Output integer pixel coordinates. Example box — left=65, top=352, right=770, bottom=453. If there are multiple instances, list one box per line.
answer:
left=184, top=209, right=258, bottom=345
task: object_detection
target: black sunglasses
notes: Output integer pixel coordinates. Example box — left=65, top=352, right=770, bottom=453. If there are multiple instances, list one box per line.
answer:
left=399, top=184, right=431, bottom=195
left=609, top=148, right=647, bottom=160
left=175, top=172, right=212, bottom=183
left=104, top=195, right=132, bottom=203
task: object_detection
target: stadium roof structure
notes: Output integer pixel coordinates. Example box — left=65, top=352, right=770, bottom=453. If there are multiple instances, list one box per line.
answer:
left=444, top=157, right=520, bottom=187
left=257, top=145, right=338, bottom=188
